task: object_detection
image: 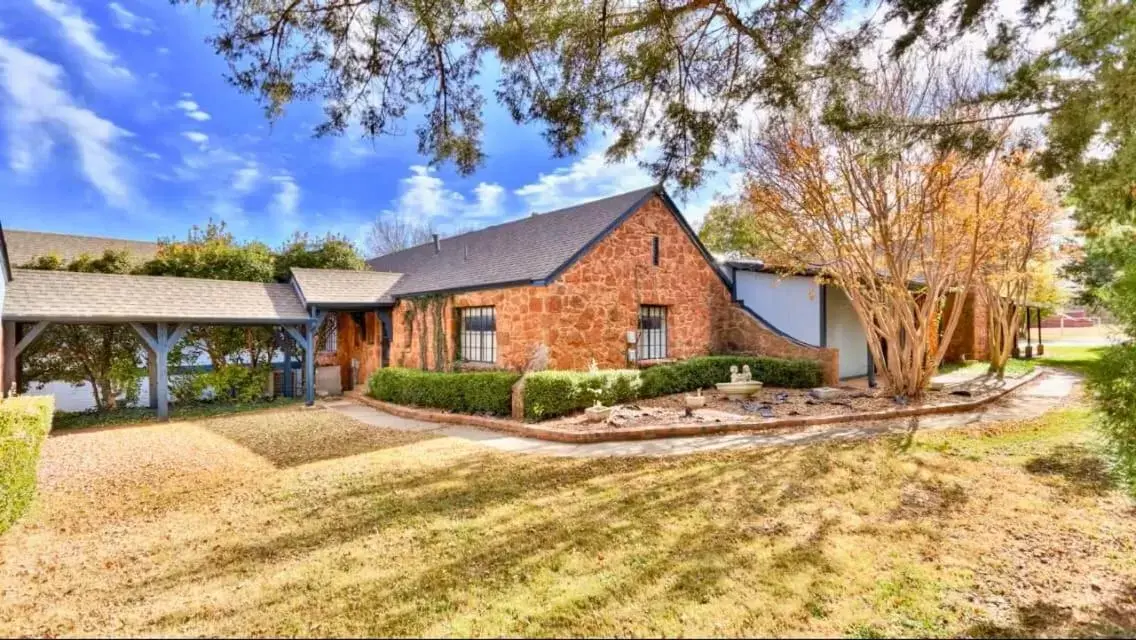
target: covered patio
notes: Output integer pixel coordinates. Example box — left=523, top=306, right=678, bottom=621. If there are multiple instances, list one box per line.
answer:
left=2, top=269, right=328, bottom=418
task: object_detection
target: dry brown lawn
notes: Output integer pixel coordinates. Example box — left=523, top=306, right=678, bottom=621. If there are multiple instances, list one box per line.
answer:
left=1, top=403, right=1134, bottom=637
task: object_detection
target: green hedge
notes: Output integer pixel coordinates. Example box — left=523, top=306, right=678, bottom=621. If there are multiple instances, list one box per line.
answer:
left=1, top=396, right=53, bottom=534
left=522, top=370, right=641, bottom=421
left=522, top=355, right=822, bottom=421
left=368, top=368, right=521, bottom=416
left=638, top=355, right=822, bottom=397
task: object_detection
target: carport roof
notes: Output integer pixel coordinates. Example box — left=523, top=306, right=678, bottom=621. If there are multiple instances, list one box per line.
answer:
left=5, top=268, right=313, bottom=324
left=290, top=267, right=402, bottom=306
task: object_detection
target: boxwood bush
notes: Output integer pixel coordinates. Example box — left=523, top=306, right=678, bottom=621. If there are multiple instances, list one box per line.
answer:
left=522, top=369, right=641, bottom=421
left=638, top=355, right=822, bottom=397
left=522, top=355, right=822, bottom=421
left=1, top=396, right=53, bottom=534
left=368, top=368, right=521, bottom=416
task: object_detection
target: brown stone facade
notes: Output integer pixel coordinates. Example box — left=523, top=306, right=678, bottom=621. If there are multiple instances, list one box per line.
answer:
left=390, top=195, right=838, bottom=382
left=320, top=311, right=383, bottom=391
left=943, top=292, right=990, bottom=362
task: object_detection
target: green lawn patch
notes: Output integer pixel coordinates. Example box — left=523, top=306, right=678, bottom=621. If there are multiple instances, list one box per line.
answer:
left=936, top=358, right=1036, bottom=379
left=1035, top=345, right=1108, bottom=377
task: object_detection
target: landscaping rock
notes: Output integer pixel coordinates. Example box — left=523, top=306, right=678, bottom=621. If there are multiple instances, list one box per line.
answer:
left=809, top=387, right=844, bottom=401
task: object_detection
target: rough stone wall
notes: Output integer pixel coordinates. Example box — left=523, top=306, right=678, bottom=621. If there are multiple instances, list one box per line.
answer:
left=391, top=194, right=837, bottom=377
left=333, top=311, right=382, bottom=390
left=711, top=304, right=839, bottom=385
left=943, top=292, right=989, bottom=362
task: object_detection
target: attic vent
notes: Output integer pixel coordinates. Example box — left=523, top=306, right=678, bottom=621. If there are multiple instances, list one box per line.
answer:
left=530, top=212, right=538, bottom=218
left=464, top=244, right=469, bottom=261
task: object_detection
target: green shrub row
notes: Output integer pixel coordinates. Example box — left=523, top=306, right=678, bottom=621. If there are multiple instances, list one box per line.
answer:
left=522, top=369, right=641, bottom=421
left=522, top=355, right=822, bottom=421
left=638, top=355, right=822, bottom=398
left=1, top=396, right=53, bottom=534
left=368, top=368, right=521, bottom=416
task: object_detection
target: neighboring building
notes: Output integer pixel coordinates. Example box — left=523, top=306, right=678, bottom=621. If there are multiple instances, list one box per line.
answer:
left=3, top=230, right=158, bottom=266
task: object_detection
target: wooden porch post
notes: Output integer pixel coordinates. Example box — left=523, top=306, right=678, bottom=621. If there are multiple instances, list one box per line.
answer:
left=1024, top=306, right=1033, bottom=359
left=304, top=322, right=315, bottom=405
left=132, top=322, right=190, bottom=420
left=1035, top=307, right=1045, bottom=356
left=3, top=321, right=16, bottom=395
left=866, top=342, right=876, bottom=389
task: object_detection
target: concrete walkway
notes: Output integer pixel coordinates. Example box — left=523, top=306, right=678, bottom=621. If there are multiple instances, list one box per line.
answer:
left=323, top=370, right=1080, bottom=458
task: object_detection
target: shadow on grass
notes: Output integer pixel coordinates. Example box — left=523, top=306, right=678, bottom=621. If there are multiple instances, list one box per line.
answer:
left=136, top=441, right=884, bottom=635
left=1024, top=444, right=1117, bottom=496
left=966, top=586, right=1136, bottom=638
left=199, top=407, right=439, bottom=468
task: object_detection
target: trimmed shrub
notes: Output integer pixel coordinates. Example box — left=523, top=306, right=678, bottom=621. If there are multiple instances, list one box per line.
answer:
left=369, top=368, right=520, bottom=416
left=173, top=366, right=270, bottom=405
left=523, top=370, right=641, bottom=421
left=1, top=396, right=53, bottom=534
left=639, top=355, right=822, bottom=397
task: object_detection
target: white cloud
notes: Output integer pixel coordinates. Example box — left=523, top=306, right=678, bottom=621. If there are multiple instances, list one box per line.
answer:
left=142, top=151, right=160, bottom=160
left=31, top=0, right=132, bottom=80
left=383, top=166, right=506, bottom=228
left=0, top=38, right=133, bottom=207
left=175, top=99, right=211, bottom=122
left=156, top=47, right=170, bottom=55
left=271, top=174, right=301, bottom=232
left=107, top=2, right=154, bottom=35
left=182, top=131, right=208, bottom=147
left=232, top=163, right=260, bottom=193
left=514, top=149, right=653, bottom=212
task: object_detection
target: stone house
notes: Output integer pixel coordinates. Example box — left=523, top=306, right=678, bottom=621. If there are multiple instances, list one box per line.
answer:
left=364, top=186, right=839, bottom=384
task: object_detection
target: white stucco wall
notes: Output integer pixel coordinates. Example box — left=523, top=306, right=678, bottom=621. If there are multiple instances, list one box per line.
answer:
left=825, top=287, right=869, bottom=378
left=733, top=270, right=822, bottom=345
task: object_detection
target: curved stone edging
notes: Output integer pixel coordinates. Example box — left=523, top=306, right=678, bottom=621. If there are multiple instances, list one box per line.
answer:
left=346, top=370, right=1047, bottom=444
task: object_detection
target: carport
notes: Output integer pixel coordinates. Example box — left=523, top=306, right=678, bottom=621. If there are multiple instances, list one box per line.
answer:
left=1, top=268, right=327, bottom=419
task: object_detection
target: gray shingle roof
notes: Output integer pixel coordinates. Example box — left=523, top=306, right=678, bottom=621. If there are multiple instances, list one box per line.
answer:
left=291, top=267, right=403, bottom=306
left=367, top=186, right=658, bottom=295
left=5, top=269, right=311, bottom=323
left=5, top=230, right=159, bottom=267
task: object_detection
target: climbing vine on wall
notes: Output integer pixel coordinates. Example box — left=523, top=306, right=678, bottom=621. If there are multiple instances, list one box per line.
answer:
left=430, top=297, right=448, bottom=371
left=405, top=294, right=453, bottom=371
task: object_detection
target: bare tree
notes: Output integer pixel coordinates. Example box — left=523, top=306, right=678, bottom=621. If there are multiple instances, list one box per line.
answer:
left=366, top=214, right=437, bottom=257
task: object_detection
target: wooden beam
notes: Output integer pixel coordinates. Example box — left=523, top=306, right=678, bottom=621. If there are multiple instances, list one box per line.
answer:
left=167, top=323, right=192, bottom=348
left=130, top=323, right=160, bottom=353
left=2, top=321, right=15, bottom=395
left=14, top=321, right=50, bottom=357
left=303, top=322, right=315, bottom=406
left=155, top=323, right=170, bottom=420
left=282, top=324, right=308, bottom=350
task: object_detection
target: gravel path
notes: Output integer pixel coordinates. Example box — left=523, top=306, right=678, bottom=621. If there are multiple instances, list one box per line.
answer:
left=325, top=370, right=1080, bottom=458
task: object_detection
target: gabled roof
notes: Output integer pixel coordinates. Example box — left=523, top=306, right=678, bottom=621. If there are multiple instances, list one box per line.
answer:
left=367, top=186, right=661, bottom=296
left=290, top=267, right=403, bottom=306
left=5, top=230, right=159, bottom=267
left=5, top=269, right=311, bottom=324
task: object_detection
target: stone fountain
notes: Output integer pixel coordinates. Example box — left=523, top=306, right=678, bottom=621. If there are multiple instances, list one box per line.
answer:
left=715, top=365, right=763, bottom=401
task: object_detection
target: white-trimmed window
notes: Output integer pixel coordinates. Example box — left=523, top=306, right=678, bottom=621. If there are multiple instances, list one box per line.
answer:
left=637, top=305, right=667, bottom=360
left=459, top=307, right=496, bottom=363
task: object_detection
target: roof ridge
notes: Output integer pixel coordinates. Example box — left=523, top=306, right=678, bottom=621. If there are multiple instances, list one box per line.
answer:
left=10, top=267, right=294, bottom=287
left=6, top=229, right=159, bottom=245
left=368, top=184, right=658, bottom=261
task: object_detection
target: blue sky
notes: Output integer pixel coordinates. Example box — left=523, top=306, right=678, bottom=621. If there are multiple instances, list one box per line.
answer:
left=0, top=0, right=737, bottom=255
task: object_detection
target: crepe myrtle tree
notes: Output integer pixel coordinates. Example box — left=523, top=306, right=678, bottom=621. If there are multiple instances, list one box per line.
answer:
left=739, top=55, right=1019, bottom=398
left=972, top=153, right=1060, bottom=379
